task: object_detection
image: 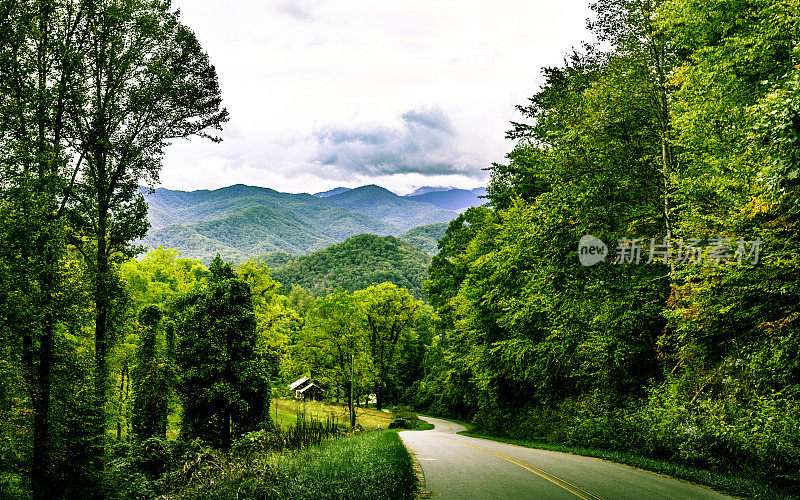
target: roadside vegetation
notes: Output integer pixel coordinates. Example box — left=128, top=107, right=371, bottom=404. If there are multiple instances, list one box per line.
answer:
left=164, top=403, right=420, bottom=499
left=100, top=414, right=417, bottom=500
left=413, top=0, right=800, bottom=496
left=259, top=431, right=415, bottom=500
left=1, top=239, right=431, bottom=497
left=459, top=431, right=797, bottom=500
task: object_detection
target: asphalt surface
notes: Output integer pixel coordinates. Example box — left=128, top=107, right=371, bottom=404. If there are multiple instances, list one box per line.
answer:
left=399, top=416, right=734, bottom=500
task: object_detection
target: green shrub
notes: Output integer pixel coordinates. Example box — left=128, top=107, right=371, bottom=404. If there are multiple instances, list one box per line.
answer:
left=0, top=471, right=26, bottom=500
left=388, top=418, right=410, bottom=429
left=104, top=456, right=156, bottom=500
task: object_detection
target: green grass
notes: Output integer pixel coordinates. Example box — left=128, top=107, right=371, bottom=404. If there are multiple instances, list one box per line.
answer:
left=174, top=431, right=416, bottom=499
left=271, top=397, right=395, bottom=431
left=459, top=431, right=799, bottom=500
left=267, top=431, right=416, bottom=499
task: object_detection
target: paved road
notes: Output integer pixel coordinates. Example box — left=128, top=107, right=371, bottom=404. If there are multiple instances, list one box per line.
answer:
left=399, top=416, right=734, bottom=500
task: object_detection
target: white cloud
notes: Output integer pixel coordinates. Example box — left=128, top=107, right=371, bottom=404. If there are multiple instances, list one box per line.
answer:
left=162, top=0, right=594, bottom=194
left=310, top=107, right=482, bottom=177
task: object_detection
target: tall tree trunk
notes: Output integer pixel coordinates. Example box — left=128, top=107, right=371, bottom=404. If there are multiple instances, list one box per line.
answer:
left=93, top=202, right=110, bottom=479
left=31, top=314, right=54, bottom=500
left=376, top=384, right=383, bottom=412
left=222, top=406, right=231, bottom=450
left=116, top=362, right=128, bottom=441
left=349, top=356, right=355, bottom=428
left=31, top=2, right=55, bottom=487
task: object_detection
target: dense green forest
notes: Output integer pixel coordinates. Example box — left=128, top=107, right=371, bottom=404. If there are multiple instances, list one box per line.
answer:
left=415, top=0, right=800, bottom=493
left=2, top=238, right=431, bottom=497
left=0, top=0, right=437, bottom=494
left=400, top=223, right=448, bottom=255
left=269, top=234, right=432, bottom=299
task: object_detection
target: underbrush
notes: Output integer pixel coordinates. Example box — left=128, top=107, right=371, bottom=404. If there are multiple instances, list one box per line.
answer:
left=173, top=431, right=415, bottom=500
left=102, top=412, right=416, bottom=499
left=105, top=413, right=346, bottom=499
left=271, top=398, right=394, bottom=431
left=386, top=407, right=431, bottom=430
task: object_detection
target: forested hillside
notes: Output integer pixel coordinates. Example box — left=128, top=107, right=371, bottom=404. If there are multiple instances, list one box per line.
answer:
left=269, top=234, right=432, bottom=299
left=141, top=184, right=483, bottom=262
left=143, top=204, right=393, bottom=263
left=416, top=0, right=800, bottom=493
left=400, top=223, right=448, bottom=255
left=404, top=187, right=486, bottom=211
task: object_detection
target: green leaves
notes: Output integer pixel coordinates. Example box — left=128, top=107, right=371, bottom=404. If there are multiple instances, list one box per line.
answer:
left=173, top=270, right=271, bottom=449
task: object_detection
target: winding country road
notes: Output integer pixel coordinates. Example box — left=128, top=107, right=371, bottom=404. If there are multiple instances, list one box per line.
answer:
left=399, top=416, right=733, bottom=500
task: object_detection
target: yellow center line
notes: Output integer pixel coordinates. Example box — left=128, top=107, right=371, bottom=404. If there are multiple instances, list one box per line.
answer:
left=437, top=434, right=604, bottom=500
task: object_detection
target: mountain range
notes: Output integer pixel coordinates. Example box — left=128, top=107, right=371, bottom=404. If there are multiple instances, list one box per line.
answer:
left=141, top=184, right=484, bottom=263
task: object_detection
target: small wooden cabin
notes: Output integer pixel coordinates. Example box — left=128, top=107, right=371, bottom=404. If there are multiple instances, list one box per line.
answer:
left=288, top=376, right=325, bottom=401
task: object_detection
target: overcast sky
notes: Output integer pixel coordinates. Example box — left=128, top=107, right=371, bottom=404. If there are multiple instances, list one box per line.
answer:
left=163, top=0, right=594, bottom=195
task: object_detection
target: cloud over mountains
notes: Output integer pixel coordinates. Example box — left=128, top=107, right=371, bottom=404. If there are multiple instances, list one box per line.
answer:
left=311, top=107, right=482, bottom=178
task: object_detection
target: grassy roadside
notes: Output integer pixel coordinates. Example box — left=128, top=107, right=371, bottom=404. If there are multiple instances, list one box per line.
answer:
left=388, top=407, right=435, bottom=430
left=458, top=430, right=798, bottom=500
left=267, top=431, right=416, bottom=499
left=156, top=399, right=425, bottom=499
left=175, top=430, right=416, bottom=499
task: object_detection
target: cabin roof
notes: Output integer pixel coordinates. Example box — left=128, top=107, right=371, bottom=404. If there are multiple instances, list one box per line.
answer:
left=288, top=376, right=309, bottom=390
left=298, top=382, right=325, bottom=394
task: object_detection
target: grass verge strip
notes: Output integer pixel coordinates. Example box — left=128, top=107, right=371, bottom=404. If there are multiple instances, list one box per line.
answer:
left=176, top=431, right=417, bottom=499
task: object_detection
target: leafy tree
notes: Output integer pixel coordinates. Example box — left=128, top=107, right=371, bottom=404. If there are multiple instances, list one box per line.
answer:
left=419, top=0, right=800, bottom=489
left=355, top=283, right=423, bottom=411
left=58, top=0, right=228, bottom=465
left=236, top=260, right=302, bottom=385
left=298, top=290, right=371, bottom=427
left=131, top=305, right=171, bottom=441
left=173, top=269, right=271, bottom=449
left=0, top=0, right=91, bottom=495
left=119, top=247, right=209, bottom=309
